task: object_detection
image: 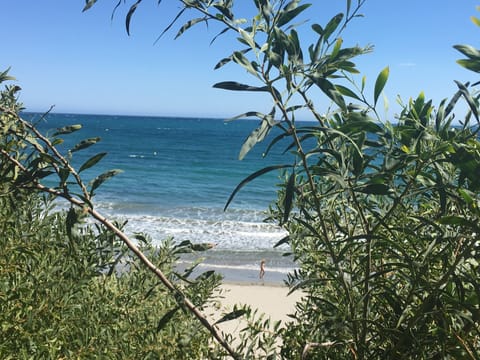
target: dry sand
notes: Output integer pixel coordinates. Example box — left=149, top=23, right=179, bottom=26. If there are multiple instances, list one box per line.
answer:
left=209, top=282, right=302, bottom=335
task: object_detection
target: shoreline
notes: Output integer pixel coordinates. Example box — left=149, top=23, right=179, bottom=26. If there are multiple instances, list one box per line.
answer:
left=178, top=253, right=297, bottom=286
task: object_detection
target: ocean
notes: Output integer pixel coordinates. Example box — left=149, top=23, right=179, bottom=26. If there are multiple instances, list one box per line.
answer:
left=26, top=112, right=297, bottom=284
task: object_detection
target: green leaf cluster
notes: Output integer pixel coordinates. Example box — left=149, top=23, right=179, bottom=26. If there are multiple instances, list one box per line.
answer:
left=105, top=0, right=479, bottom=358
left=0, top=193, right=222, bottom=358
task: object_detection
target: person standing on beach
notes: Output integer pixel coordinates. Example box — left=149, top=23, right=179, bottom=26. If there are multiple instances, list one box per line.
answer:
left=259, top=259, right=266, bottom=280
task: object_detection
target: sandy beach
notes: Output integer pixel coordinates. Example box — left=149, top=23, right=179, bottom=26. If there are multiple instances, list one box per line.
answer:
left=209, top=282, right=302, bottom=337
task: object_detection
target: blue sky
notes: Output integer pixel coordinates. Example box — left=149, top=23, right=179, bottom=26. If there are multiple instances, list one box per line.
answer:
left=1, top=1, right=478, bottom=120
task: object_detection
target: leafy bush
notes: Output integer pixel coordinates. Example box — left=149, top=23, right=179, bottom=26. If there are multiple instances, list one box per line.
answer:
left=104, top=0, right=480, bottom=358
left=0, top=73, right=226, bottom=359
left=0, top=193, right=223, bottom=358
left=277, top=92, right=480, bottom=359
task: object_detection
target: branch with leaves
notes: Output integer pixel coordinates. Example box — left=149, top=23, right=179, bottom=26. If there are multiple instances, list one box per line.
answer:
left=92, top=1, right=480, bottom=357
left=0, top=99, right=241, bottom=359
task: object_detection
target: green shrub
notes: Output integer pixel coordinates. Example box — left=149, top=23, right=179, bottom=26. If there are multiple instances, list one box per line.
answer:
left=0, top=72, right=225, bottom=359
left=105, top=1, right=480, bottom=358
left=0, top=191, right=224, bottom=359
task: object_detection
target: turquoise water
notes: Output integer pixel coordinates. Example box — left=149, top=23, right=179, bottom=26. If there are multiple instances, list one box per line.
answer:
left=27, top=112, right=297, bottom=283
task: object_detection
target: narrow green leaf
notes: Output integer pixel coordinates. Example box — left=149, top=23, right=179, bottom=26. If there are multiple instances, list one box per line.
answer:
left=471, top=16, right=480, bottom=26
left=210, top=26, right=230, bottom=46
left=435, top=98, right=447, bottom=131
left=154, top=8, right=186, bottom=43
left=287, top=29, right=303, bottom=62
left=172, top=240, right=194, bottom=254
left=335, top=84, right=361, bottom=101
left=342, top=112, right=382, bottom=133
left=53, top=124, right=82, bottom=136
left=454, top=44, right=480, bottom=72
left=143, top=281, right=161, bottom=299
left=52, top=138, right=64, bottom=146
left=82, top=0, right=97, bottom=12
left=331, top=37, right=343, bottom=58
left=438, top=216, right=477, bottom=229
left=126, top=0, right=142, bottom=35
left=274, top=235, right=290, bottom=248
left=0, top=67, right=15, bottom=83
left=79, top=152, right=107, bottom=173
left=232, top=51, right=259, bottom=77
left=213, top=81, right=267, bottom=92
left=282, top=171, right=295, bottom=225
left=455, top=80, right=479, bottom=121
left=224, top=165, right=292, bottom=210
left=323, top=13, right=344, bottom=41
left=277, top=4, right=311, bottom=27
left=111, top=0, right=122, bottom=21
left=355, top=183, right=390, bottom=195
left=239, top=118, right=271, bottom=160
left=458, top=188, right=474, bottom=205
left=66, top=207, right=79, bottom=240
left=157, top=307, right=179, bottom=332
left=262, top=130, right=292, bottom=157
left=374, top=66, right=389, bottom=106
left=195, top=270, right=215, bottom=281
left=225, top=111, right=265, bottom=122
left=32, top=170, right=54, bottom=180
left=59, top=167, right=70, bottom=186
left=70, top=137, right=101, bottom=153
left=445, top=88, right=462, bottom=117
left=214, top=56, right=233, bottom=69
left=238, top=28, right=256, bottom=49
left=283, top=0, right=300, bottom=12
left=453, top=44, right=480, bottom=60
left=352, top=149, right=363, bottom=177
left=313, top=78, right=347, bottom=111
left=89, top=169, right=123, bottom=195
left=456, top=59, right=480, bottom=73
left=214, top=308, right=247, bottom=325
left=175, top=17, right=206, bottom=39
left=214, top=48, right=251, bottom=69
left=214, top=81, right=282, bottom=102
left=133, top=233, right=148, bottom=244
left=38, top=152, right=58, bottom=165
left=311, top=23, right=323, bottom=35
left=176, top=263, right=200, bottom=282
left=213, top=4, right=233, bottom=20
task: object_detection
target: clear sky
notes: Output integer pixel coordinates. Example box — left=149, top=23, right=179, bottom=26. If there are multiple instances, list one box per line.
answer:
left=1, top=1, right=478, bottom=120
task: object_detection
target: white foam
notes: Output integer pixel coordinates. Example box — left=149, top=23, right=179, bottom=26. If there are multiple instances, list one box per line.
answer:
left=120, top=213, right=288, bottom=251
left=177, top=259, right=295, bottom=275
left=195, top=262, right=294, bottom=274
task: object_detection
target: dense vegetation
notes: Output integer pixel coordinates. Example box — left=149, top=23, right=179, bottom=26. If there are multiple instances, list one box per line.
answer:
left=1, top=0, right=480, bottom=358
left=0, top=76, right=227, bottom=358
left=0, top=195, right=222, bottom=358
left=112, top=0, right=480, bottom=358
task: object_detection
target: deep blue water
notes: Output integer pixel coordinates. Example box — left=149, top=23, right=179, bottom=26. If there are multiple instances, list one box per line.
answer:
left=26, top=112, right=297, bottom=282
